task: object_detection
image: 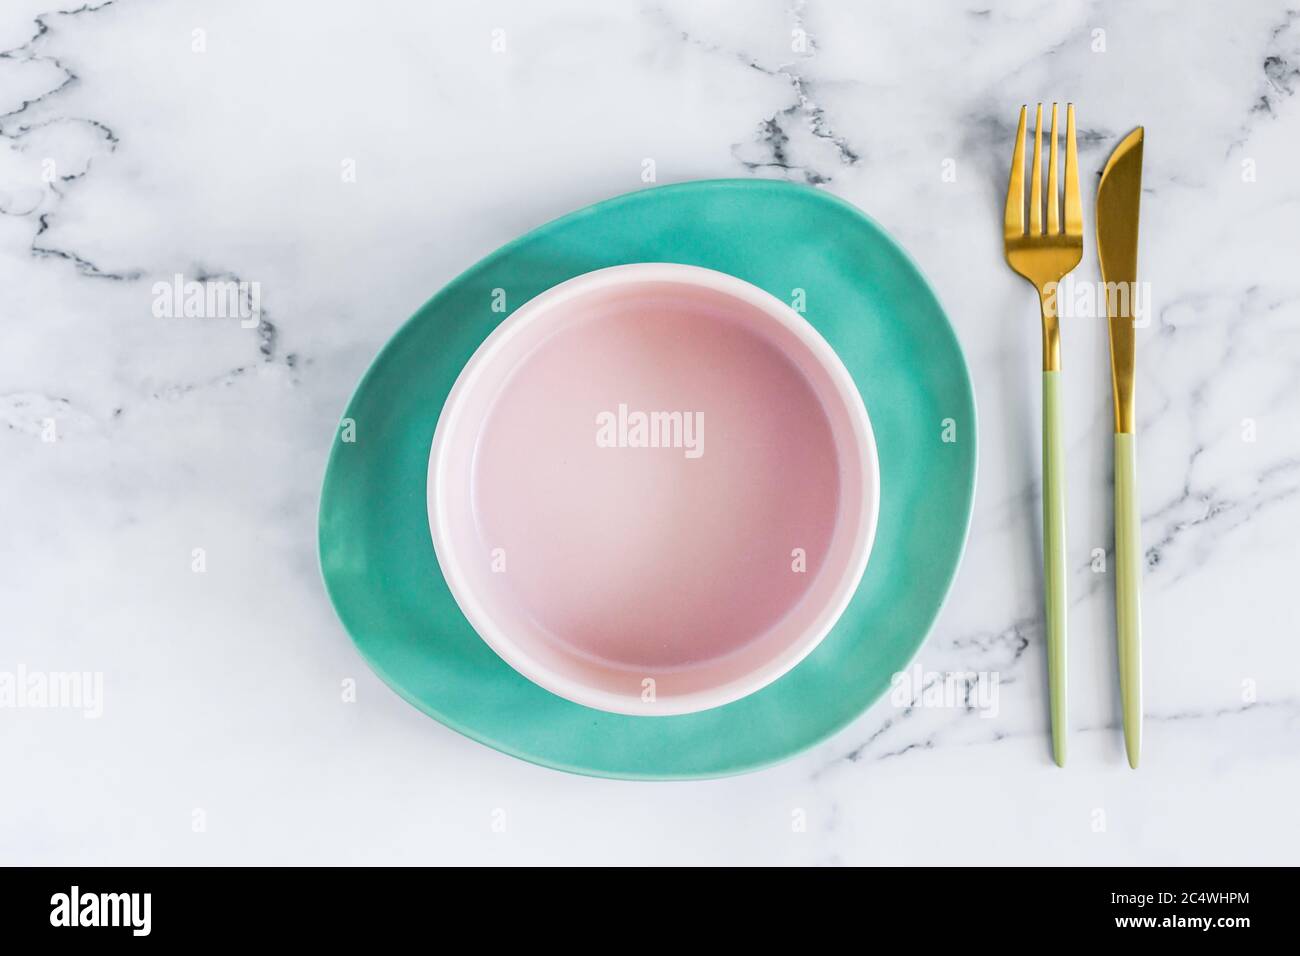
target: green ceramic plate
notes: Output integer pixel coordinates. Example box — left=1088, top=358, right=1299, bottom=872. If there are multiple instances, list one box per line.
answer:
left=318, top=179, right=976, bottom=779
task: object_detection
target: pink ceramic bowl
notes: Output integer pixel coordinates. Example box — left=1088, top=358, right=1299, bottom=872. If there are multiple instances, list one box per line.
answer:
left=428, top=264, right=879, bottom=715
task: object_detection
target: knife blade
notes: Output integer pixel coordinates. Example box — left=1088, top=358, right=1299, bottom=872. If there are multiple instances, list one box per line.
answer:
left=1097, top=127, right=1145, bottom=768
left=1097, top=128, right=1144, bottom=433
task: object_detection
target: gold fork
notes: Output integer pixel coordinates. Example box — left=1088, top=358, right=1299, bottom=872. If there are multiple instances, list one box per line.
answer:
left=1003, top=103, right=1082, bottom=767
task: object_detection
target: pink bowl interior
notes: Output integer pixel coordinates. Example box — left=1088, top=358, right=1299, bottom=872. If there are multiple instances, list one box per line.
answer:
left=430, top=267, right=876, bottom=714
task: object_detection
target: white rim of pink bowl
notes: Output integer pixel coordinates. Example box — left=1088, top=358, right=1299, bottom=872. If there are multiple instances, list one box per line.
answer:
left=427, top=263, right=880, bottom=716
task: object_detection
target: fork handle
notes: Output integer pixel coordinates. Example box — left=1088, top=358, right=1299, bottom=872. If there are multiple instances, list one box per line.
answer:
left=1042, top=371, right=1067, bottom=767
left=1114, top=432, right=1143, bottom=768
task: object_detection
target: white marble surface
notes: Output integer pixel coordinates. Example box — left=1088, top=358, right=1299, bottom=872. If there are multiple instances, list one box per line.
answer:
left=2, top=0, right=1297, bottom=866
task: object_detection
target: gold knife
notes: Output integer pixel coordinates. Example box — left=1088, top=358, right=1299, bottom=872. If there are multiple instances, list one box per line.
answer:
left=1096, top=128, right=1144, bottom=768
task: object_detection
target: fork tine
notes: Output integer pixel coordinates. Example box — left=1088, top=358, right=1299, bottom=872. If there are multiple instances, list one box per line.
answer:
left=1047, top=103, right=1060, bottom=234
left=1064, top=103, right=1082, bottom=236
left=1029, top=103, right=1043, bottom=235
left=1004, top=105, right=1027, bottom=237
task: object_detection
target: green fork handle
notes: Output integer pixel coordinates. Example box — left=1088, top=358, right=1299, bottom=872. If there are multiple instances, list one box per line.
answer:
left=1114, top=432, right=1143, bottom=768
left=1042, top=371, right=1067, bottom=767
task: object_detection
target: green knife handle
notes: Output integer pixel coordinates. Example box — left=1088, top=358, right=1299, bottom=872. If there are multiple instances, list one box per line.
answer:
left=1042, top=371, right=1067, bottom=767
left=1114, top=432, right=1143, bottom=768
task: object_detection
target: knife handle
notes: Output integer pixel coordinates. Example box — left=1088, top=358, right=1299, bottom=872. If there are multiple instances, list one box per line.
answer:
left=1042, top=371, right=1067, bottom=767
left=1114, top=432, right=1143, bottom=768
